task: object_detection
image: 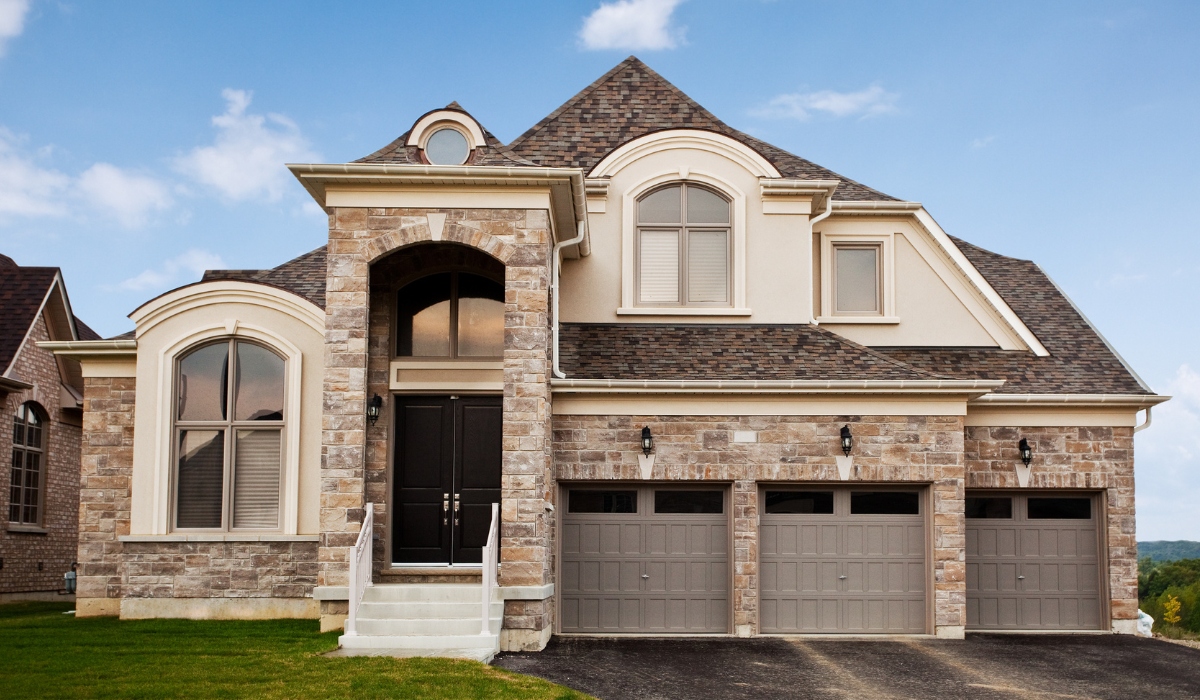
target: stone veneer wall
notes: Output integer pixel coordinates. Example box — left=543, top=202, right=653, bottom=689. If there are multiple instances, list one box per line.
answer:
left=321, top=207, right=554, bottom=647
left=553, top=414, right=968, bottom=637
left=965, top=425, right=1137, bottom=631
left=0, top=314, right=81, bottom=597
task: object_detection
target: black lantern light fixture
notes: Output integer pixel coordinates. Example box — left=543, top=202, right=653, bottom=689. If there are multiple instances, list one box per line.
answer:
left=367, top=393, right=383, bottom=426
left=1018, top=438, right=1033, bottom=466
left=641, top=426, right=654, bottom=456
left=840, top=424, right=853, bottom=457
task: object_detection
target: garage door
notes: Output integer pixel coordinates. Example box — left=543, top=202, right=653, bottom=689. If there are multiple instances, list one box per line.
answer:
left=966, top=492, right=1102, bottom=630
left=561, top=486, right=728, bottom=634
left=760, top=488, right=927, bottom=633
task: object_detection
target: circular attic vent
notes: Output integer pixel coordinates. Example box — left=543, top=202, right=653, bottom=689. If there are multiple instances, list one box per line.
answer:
left=424, top=127, right=471, bottom=165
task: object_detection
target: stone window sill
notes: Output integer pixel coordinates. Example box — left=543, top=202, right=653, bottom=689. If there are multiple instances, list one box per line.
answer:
left=119, top=534, right=319, bottom=543
left=5, top=525, right=48, bottom=535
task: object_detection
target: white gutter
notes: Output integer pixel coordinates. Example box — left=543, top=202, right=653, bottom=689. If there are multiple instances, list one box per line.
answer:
left=551, top=378, right=1004, bottom=397
left=552, top=221, right=587, bottom=379
left=970, top=393, right=1169, bottom=408
left=39, top=340, right=138, bottom=356
left=1134, top=407, right=1154, bottom=433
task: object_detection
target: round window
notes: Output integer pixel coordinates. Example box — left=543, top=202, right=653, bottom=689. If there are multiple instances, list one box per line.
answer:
left=424, top=127, right=471, bottom=165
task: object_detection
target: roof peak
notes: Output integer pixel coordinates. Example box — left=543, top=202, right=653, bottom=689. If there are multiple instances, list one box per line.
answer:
left=0, top=253, right=17, bottom=268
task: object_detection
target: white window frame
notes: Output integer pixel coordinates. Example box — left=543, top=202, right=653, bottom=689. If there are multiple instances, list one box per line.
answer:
left=151, top=323, right=303, bottom=536
left=818, top=232, right=899, bottom=323
left=619, top=171, right=750, bottom=316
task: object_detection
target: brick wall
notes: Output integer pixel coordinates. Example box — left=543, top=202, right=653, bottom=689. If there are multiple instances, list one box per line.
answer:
left=321, top=207, right=554, bottom=641
left=553, top=414, right=968, bottom=636
left=1, top=313, right=81, bottom=595
left=965, top=425, right=1137, bottom=625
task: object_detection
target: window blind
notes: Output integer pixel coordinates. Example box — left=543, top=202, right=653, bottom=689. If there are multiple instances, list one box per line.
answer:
left=232, top=429, right=282, bottom=529
left=687, top=230, right=729, bottom=303
left=176, top=430, right=225, bottom=529
left=638, top=230, right=680, bottom=304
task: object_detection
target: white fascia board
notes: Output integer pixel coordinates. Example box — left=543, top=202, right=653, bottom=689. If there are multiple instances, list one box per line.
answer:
left=39, top=340, right=138, bottom=357
left=286, top=163, right=591, bottom=257
left=971, top=393, right=1169, bottom=408
left=551, top=378, right=1005, bottom=398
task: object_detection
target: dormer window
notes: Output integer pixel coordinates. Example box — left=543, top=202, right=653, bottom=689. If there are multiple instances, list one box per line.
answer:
left=636, top=184, right=732, bottom=307
left=424, top=127, right=471, bottom=165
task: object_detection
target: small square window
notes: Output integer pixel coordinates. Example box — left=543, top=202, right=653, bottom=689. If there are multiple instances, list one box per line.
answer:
left=833, top=244, right=881, bottom=314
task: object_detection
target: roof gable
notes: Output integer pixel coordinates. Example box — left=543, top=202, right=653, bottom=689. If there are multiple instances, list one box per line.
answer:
left=355, top=102, right=538, bottom=167
left=0, top=266, right=59, bottom=375
left=507, top=57, right=896, bottom=202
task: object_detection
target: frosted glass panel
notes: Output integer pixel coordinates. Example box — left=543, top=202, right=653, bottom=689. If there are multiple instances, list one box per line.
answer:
left=687, top=230, right=729, bottom=303
left=176, top=430, right=224, bottom=529
left=233, top=429, right=281, bottom=529
left=686, top=186, right=729, bottom=224
left=835, top=247, right=879, bottom=313
left=639, top=230, right=680, bottom=304
left=638, top=186, right=682, bottom=224
left=425, top=128, right=470, bottom=165
left=398, top=273, right=452, bottom=357
left=178, top=343, right=228, bottom=421
left=234, top=343, right=284, bottom=421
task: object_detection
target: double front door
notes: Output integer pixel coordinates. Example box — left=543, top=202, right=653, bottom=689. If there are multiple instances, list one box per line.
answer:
left=392, top=395, right=501, bottom=565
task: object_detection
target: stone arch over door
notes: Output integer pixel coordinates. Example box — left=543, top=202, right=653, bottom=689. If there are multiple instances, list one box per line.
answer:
left=319, top=206, right=556, bottom=644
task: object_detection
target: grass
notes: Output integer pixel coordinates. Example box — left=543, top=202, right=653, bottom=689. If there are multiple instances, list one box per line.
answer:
left=0, top=602, right=590, bottom=699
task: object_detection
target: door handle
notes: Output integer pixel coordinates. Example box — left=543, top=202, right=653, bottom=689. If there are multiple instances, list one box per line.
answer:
left=641, top=574, right=650, bottom=579
left=453, top=493, right=461, bottom=526
left=838, top=575, right=847, bottom=580
left=443, top=494, right=450, bottom=525
left=1017, top=575, right=1026, bottom=580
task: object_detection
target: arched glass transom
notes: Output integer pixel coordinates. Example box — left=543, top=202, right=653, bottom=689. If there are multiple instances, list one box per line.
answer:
left=10, top=402, right=45, bottom=525
left=397, top=272, right=504, bottom=358
left=636, top=184, right=731, bottom=306
left=173, top=339, right=285, bottom=531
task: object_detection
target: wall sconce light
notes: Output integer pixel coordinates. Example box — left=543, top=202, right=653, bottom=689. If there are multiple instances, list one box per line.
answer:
left=840, top=425, right=853, bottom=457
left=641, top=427, right=654, bottom=456
left=367, top=394, right=383, bottom=426
left=1018, top=438, right=1033, bottom=466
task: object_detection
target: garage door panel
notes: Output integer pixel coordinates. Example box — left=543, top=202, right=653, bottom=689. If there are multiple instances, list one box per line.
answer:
left=562, top=486, right=729, bottom=634
left=966, top=493, right=1102, bottom=631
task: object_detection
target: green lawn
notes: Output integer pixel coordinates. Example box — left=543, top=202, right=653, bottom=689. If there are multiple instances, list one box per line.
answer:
left=0, top=602, right=589, bottom=699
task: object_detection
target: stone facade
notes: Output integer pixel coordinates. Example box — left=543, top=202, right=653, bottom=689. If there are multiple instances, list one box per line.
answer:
left=553, top=413, right=968, bottom=636
left=965, top=425, right=1137, bottom=627
left=0, top=313, right=82, bottom=598
left=320, top=206, right=554, bottom=644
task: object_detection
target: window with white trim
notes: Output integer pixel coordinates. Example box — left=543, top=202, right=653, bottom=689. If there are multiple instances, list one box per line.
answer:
left=636, top=184, right=732, bottom=307
left=10, top=402, right=45, bottom=526
left=818, top=232, right=896, bottom=322
left=173, top=339, right=285, bottom=531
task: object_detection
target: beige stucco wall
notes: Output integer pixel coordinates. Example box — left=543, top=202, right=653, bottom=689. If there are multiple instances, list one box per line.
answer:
left=128, top=286, right=325, bottom=536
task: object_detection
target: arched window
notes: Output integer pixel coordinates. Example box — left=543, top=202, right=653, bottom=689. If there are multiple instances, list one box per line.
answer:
left=636, top=184, right=731, bottom=306
left=173, top=339, right=285, bottom=531
left=397, top=272, right=504, bottom=358
left=10, top=402, right=45, bottom=526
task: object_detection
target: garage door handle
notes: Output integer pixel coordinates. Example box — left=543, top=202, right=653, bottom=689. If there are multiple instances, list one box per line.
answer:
left=1017, top=575, right=1026, bottom=580
left=642, top=574, right=650, bottom=579
left=838, top=575, right=847, bottom=580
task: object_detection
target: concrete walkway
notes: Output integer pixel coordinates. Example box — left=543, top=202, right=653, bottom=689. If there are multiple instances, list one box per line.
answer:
left=493, top=634, right=1200, bottom=699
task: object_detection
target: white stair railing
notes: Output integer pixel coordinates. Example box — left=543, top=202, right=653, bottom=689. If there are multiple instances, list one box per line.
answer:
left=345, top=502, right=374, bottom=637
left=481, top=502, right=500, bottom=635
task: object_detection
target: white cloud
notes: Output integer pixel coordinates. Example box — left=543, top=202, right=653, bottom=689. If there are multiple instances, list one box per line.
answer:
left=78, top=163, right=172, bottom=227
left=1136, top=365, right=1200, bottom=539
left=175, top=89, right=318, bottom=202
left=118, top=248, right=225, bottom=292
left=0, top=0, right=30, bottom=56
left=970, top=135, right=997, bottom=150
left=0, top=127, right=70, bottom=218
left=579, top=0, right=684, bottom=51
left=751, top=84, right=899, bottom=121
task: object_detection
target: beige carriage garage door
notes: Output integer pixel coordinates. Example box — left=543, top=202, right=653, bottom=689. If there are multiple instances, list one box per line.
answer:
left=760, top=488, right=927, bottom=634
left=560, top=486, right=729, bottom=634
left=966, top=492, right=1103, bottom=630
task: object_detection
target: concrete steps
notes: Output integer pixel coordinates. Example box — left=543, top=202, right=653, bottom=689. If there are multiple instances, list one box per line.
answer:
left=338, top=583, right=502, bottom=662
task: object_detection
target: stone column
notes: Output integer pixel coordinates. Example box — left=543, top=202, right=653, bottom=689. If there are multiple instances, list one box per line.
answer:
left=732, top=479, right=758, bottom=637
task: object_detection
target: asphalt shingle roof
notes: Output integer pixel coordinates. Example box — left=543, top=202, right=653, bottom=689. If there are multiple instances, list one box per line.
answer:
left=201, top=246, right=327, bottom=309
left=356, top=103, right=538, bottom=167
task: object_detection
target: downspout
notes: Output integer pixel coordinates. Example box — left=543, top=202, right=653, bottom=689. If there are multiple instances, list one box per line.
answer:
left=1134, top=407, right=1153, bottom=433
left=808, top=193, right=835, bottom=326
left=552, top=221, right=587, bottom=379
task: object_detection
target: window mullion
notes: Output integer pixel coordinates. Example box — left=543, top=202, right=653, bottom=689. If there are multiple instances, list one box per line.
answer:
left=680, top=226, right=688, bottom=307
left=224, top=338, right=237, bottom=532
left=450, top=271, right=459, bottom=358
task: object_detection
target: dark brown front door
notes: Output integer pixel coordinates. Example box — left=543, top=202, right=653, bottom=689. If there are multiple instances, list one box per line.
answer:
left=392, top=395, right=501, bottom=565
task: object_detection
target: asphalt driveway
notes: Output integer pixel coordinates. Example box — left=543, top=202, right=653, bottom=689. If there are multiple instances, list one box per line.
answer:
left=493, top=635, right=1200, bottom=699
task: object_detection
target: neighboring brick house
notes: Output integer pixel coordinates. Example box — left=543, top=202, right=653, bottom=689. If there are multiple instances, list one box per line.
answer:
left=1, top=253, right=97, bottom=600
left=51, top=57, right=1165, bottom=659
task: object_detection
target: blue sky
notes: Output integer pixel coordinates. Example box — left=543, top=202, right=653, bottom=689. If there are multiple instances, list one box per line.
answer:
left=1, top=1, right=1198, bottom=538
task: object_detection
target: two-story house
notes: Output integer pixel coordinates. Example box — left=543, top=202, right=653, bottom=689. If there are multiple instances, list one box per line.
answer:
left=49, top=58, right=1165, bottom=660
left=2, top=253, right=97, bottom=600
